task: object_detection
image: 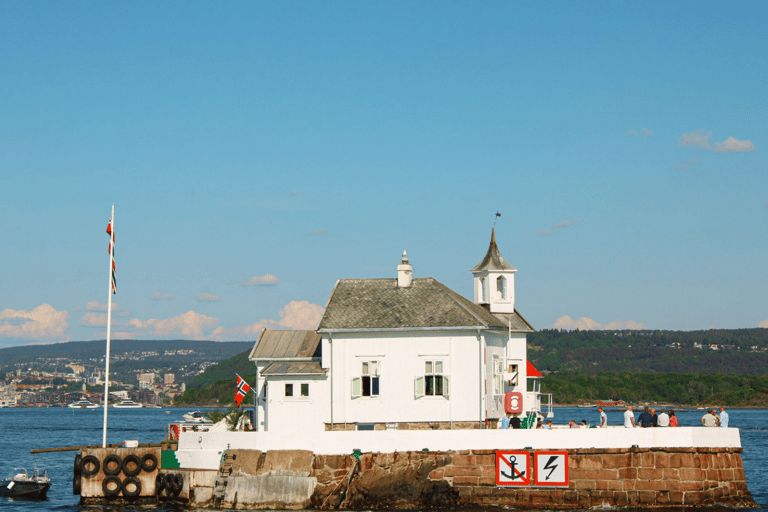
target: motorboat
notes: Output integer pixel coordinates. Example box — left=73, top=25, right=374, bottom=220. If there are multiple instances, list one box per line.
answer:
left=112, top=400, right=143, bottom=408
left=0, top=468, right=51, bottom=499
left=68, top=398, right=99, bottom=409
left=183, top=411, right=212, bottom=423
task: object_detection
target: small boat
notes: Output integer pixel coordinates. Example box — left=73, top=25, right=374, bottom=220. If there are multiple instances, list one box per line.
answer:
left=112, top=400, right=143, bottom=408
left=183, top=411, right=212, bottom=423
left=0, top=468, right=51, bottom=500
left=68, top=398, right=99, bottom=409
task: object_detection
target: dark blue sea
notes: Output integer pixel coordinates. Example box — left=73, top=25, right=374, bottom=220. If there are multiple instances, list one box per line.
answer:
left=1, top=406, right=766, bottom=511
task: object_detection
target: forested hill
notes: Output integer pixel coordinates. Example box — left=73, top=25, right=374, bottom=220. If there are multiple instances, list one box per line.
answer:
left=528, top=328, right=768, bottom=375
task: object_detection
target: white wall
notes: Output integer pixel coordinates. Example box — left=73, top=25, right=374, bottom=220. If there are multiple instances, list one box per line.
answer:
left=327, top=330, right=483, bottom=425
left=262, top=374, right=329, bottom=433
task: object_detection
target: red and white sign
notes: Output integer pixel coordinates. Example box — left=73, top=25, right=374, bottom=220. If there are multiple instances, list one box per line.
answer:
left=533, top=451, right=569, bottom=486
left=496, top=451, right=530, bottom=486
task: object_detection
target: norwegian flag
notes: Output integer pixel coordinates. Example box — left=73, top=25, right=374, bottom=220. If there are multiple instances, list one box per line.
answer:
left=234, top=374, right=251, bottom=408
left=106, top=221, right=116, bottom=294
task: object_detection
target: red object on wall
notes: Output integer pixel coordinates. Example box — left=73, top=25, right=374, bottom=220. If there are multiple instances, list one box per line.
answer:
left=505, top=391, right=523, bottom=414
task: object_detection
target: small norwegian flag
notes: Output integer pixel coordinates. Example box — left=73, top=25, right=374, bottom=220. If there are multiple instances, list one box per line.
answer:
left=234, top=374, right=251, bottom=408
left=106, top=221, right=116, bottom=294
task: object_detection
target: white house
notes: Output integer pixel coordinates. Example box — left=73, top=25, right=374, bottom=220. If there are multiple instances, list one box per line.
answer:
left=248, top=229, right=551, bottom=433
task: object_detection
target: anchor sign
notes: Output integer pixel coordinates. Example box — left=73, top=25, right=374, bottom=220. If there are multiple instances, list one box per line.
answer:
left=496, top=451, right=530, bottom=486
left=533, top=451, right=569, bottom=486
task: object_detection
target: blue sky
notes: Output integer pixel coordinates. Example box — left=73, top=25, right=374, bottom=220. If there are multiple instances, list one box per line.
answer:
left=1, top=1, right=766, bottom=348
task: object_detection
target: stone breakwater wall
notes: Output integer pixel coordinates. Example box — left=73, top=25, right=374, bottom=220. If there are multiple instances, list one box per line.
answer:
left=212, top=446, right=756, bottom=510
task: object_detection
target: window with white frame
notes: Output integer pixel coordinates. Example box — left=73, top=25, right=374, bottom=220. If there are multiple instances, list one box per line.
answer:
left=351, top=361, right=380, bottom=398
left=284, top=382, right=310, bottom=399
left=493, top=355, right=504, bottom=394
left=415, top=360, right=449, bottom=398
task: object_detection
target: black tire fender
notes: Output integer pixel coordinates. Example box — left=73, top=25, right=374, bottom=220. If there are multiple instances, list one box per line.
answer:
left=72, top=473, right=82, bottom=495
left=141, top=453, right=158, bottom=472
left=155, top=473, right=165, bottom=494
left=121, top=454, right=141, bottom=476
left=173, top=473, right=184, bottom=496
left=164, top=474, right=176, bottom=497
left=121, top=476, right=141, bottom=498
left=80, top=455, right=100, bottom=478
left=73, top=453, right=82, bottom=476
left=103, top=454, right=122, bottom=476
left=102, top=475, right=121, bottom=498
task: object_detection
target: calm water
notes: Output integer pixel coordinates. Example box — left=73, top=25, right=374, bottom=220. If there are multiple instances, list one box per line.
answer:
left=0, top=406, right=766, bottom=511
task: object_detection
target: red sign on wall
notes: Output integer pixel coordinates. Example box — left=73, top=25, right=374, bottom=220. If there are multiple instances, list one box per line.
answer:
left=496, top=451, right=530, bottom=486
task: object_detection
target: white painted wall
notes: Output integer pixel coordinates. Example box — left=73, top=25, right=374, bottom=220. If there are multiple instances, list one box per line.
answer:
left=326, top=330, right=483, bottom=425
left=261, top=374, right=329, bottom=433
left=176, top=427, right=743, bottom=470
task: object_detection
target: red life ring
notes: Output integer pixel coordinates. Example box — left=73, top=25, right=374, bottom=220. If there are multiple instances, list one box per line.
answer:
left=505, top=391, right=523, bottom=414
left=169, top=424, right=180, bottom=441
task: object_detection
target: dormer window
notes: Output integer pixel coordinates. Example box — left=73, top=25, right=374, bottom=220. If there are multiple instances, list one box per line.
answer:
left=497, top=276, right=506, bottom=299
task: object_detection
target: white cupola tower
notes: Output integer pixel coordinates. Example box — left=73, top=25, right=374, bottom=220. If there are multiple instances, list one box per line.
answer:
left=470, top=228, right=517, bottom=313
left=397, top=250, right=413, bottom=288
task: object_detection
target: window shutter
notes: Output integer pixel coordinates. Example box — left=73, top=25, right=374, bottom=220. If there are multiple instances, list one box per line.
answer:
left=414, top=376, right=425, bottom=398
left=443, top=376, right=450, bottom=397
left=351, top=377, right=361, bottom=398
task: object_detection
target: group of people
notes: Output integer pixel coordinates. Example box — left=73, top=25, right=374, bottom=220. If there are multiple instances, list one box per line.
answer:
left=621, top=405, right=729, bottom=428
left=622, top=406, right=677, bottom=427
left=500, top=405, right=731, bottom=429
left=700, top=407, right=729, bottom=427
left=500, top=412, right=554, bottom=429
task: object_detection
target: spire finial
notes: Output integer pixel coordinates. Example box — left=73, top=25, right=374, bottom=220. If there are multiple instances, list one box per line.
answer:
left=493, top=211, right=501, bottom=226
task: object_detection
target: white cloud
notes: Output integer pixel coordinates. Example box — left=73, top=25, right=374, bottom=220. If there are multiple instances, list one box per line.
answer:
left=243, top=274, right=280, bottom=286
left=759, top=320, right=768, bottom=328
left=0, top=304, right=69, bottom=340
left=549, top=315, right=648, bottom=331
left=79, top=312, right=107, bottom=327
left=195, top=293, right=221, bottom=302
left=534, top=218, right=578, bottom=237
left=129, top=310, right=219, bottom=339
left=211, top=301, right=324, bottom=341
left=714, top=136, right=757, bottom=152
left=85, top=300, right=120, bottom=312
left=152, top=292, right=175, bottom=301
left=679, top=130, right=756, bottom=152
left=628, top=128, right=653, bottom=138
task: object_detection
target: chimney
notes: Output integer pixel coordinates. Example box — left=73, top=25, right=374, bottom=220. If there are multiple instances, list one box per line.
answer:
left=397, top=250, right=413, bottom=288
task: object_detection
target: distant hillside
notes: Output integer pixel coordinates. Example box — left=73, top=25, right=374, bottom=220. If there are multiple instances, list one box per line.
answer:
left=529, top=328, right=768, bottom=375
left=0, top=339, right=253, bottom=385
left=175, top=350, right=253, bottom=405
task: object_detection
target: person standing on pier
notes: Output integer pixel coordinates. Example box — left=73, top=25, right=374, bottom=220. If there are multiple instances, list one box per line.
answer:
left=624, top=405, right=636, bottom=428
left=598, top=407, right=607, bottom=428
left=719, top=407, right=729, bottom=428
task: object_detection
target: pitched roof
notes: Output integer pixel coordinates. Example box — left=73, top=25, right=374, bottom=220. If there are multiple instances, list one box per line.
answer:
left=471, top=228, right=517, bottom=272
left=248, top=330, right=322, bottom=361
left=317, top=277, right=512, bottom=331
left=262, top=361, right=326, bottom=376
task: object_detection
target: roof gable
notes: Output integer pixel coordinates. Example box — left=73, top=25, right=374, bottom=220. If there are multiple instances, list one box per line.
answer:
left=317, top=277, right=510, bottom=331
left=471, top=228, right=517, bottom=272
left=249, top=330, right=321, bottom=360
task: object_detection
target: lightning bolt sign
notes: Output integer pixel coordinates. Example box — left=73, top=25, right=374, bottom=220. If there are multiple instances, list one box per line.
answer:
left=533, top=451, right=569, bottom=486
left=543, top=455, right=558, bottom=480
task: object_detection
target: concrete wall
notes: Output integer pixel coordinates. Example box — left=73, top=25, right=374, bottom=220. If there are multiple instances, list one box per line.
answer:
left=176, top=427, right=743, bottom=471
left=182, top=445, right=756, bottom=510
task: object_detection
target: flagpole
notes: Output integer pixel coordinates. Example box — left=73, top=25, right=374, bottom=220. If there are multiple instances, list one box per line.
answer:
left=102, top=205, right=114, bottom=448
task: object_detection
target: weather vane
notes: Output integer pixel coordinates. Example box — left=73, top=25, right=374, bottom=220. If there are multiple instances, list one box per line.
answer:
left=494, top=212, right=501, bottom=226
